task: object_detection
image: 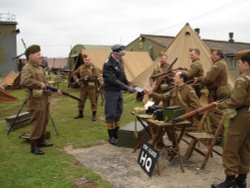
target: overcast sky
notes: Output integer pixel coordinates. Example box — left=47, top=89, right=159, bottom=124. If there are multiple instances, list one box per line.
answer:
left=1, top=0, right=250, bottom=57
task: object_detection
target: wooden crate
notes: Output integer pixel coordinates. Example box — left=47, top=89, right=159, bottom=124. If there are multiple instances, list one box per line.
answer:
left=5, top=112, right=32, bottom=132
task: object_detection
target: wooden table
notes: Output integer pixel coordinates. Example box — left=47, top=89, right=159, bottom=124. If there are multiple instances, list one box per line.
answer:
left=132, top=113, right=191, bottom=173
left=131, top=113, right=153, bottom=152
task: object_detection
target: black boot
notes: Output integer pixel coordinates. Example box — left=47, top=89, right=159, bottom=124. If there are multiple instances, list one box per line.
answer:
left=211, top=176, right=236, bottom=188
left=235, top=174, right=247, bottom=188
left=31, top=140, right=44, bottom=155
left=113, top=127, right=119, bottom=140
left=74, top=110, right=83, bottom=119
left=107, top=129, right=117, bottom=145
left=92, top=111, right=96, bottom=121
left=38, top=139, right=53, bottom=147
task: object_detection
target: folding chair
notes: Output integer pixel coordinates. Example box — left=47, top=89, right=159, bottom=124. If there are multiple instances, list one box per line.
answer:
left=184, top=110, right=224, bottom=169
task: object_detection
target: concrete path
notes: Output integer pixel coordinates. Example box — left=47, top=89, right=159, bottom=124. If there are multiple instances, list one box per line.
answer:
left=64, top=140, right=245, bottom=188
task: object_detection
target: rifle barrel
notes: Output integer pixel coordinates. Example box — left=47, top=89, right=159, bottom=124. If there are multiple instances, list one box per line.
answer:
left=151, top=58, right=178, bottom=79
left=168, top=57, right=178, bottom=70
left=47, top=85, right=83, bottom=103
left=172, top=102, right=218, bottom=123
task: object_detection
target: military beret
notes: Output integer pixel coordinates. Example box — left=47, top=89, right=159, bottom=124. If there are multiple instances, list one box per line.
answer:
left=25, top=45, right=41, bottom=59
left=111, top=44, right=125, bottom=56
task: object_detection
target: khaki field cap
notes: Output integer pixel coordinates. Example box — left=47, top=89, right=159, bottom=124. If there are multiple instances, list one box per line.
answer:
left=111, top=44, right=126, bottom=56
left=25, top=45, right=41, bottom=59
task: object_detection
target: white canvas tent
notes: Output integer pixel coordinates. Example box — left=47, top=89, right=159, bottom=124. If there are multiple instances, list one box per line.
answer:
left=133, top=23, right=235, bottom=88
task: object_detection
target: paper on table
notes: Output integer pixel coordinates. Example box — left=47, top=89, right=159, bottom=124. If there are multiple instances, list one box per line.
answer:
left=134, top=86, right=143, bottom=93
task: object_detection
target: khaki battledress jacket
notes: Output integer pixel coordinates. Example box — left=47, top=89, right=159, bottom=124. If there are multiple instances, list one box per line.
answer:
left=197, top=58, right=231, bottom=101
left=150, top=63, right=172, bottom=105
left=185, top=59, right=204, bottom=79
left=20, top=61, right=49, bottom=140
left=150, top=84, right=201, bottom=113
left=218, top=70, right=250, bottom=175
left=150, top=63, right=171, bottom=91
left=149, top=84, right=201, bottom=143
left=73, top=63, right=99, bottom=111
left=184, top=58, right=204, bottom=97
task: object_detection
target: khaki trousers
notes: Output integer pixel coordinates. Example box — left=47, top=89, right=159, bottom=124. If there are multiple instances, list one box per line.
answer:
left=28, top=94, right=49, bottom=141
left=223, top=108, right=250, bottom=175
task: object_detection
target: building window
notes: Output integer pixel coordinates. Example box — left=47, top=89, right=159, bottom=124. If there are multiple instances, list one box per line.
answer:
left=226, top=56, right=236, bottom=70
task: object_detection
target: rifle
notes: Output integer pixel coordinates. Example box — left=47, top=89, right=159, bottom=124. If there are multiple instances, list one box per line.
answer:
left=171, top=98, right=227, bottom=123
left=161, top=79, right=195, bottom=92
left=153, top=58, right=178, bottom=91
left=79, top=76, right=97, bottom=82
left=73, top=75, right=98, bottom=85
left=152, top=58, right=178, bottom=79
left=46, top=85, right=83, bottom=103
left=151, top=65, right=189, bottom=80
left=167, top=57, right=178, bottom=72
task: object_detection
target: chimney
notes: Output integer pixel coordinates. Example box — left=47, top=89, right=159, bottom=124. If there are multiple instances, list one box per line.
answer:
left=194, top=28, right=200, bottom=36
left=229, top=32, right=234, bottom=42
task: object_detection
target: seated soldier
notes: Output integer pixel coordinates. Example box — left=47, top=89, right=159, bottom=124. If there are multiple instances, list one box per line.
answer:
left=144, top=71, right=201, bottom=150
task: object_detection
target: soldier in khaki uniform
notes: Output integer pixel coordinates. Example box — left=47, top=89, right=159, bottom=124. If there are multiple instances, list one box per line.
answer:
left=183, top=48, right=204, bottom=97
left=195, top=49, right=231, bottom=140
left=20, top=45, right=55, bottom=155
left=150, top=53, right=172, bottom=105
left=212, top=51, right=250, bottom=188
left=196, top=49, right=231, bottom=102
left=144, top=71, right=201, bottom=148
left=73, top=55, right=99, bottom=121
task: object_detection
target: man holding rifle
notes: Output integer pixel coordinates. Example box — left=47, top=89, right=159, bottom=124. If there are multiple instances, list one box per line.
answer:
left=211, top=51, right=250, bottom=188
left=150, top=53, right=172, bottom=105
left=20, top=44, right=60, bottom=155
left=73, top=55, right=99, bottom=121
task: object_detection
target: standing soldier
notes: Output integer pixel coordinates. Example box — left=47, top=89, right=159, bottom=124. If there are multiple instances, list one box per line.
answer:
left=195, top=49, right=231, bottom=141
left=20, top=44, right=55, bottom=155
left=73, top=55, right=99, bottom=121
left=102, top=44, right=135, bottom=145
left=150, top=53, right=172, bottom=105
left=195, top=49, right=231, bottom=102
left=183, top=48, right=204, bottom=97
left=211, top=51, right=250, bottom=188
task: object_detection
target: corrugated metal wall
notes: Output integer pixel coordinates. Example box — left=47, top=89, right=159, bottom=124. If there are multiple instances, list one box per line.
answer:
left=0, top=21, right=17, bottom=76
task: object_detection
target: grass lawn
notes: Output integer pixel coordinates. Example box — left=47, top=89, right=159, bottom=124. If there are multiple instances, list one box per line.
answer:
left=0, top=80, right=143, bottom=188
